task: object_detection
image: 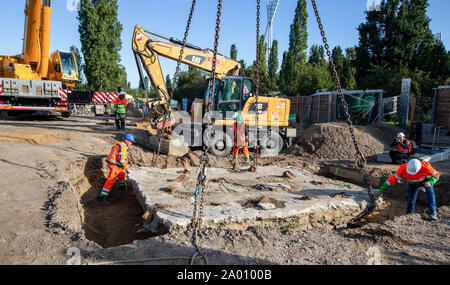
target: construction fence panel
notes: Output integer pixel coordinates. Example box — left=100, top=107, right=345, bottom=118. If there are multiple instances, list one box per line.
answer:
left=288, top=90, right=384, bottom=125
left=435, top=87, right=450, bottom=129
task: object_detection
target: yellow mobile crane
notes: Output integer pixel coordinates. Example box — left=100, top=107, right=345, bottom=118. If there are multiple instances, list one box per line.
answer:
left=132, top=25, right=296, bottom=156
left=0, top=0, right=79, bottom=116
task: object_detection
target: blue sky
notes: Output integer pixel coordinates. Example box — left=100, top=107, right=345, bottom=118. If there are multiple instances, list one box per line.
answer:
left=1, top=0, right=449, bottom=89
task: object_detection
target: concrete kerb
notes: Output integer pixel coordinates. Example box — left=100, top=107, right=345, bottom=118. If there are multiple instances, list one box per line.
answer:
left=128, top=166, right=372, bottom=234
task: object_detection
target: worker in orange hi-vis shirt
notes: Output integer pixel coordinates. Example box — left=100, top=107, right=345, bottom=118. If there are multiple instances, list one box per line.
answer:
left=232, top=114, right=250, bottom=171
left=377, top=159, right=440, bottom=221
left=97, top=134, right=135, bottom=206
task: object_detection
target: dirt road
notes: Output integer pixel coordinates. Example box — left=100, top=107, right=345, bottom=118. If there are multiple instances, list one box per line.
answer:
left=0, top=115, right=448, bottom=265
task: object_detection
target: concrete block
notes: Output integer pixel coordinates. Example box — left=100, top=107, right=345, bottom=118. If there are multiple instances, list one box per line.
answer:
left=148, top=135, right=190, bottom=157
left=128, top=166, right=372, bottom=234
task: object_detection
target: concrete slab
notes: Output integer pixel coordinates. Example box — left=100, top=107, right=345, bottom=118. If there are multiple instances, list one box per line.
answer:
left=128, top=166, right=372, bottom=233
left=377, top=149, right=450, bottom=164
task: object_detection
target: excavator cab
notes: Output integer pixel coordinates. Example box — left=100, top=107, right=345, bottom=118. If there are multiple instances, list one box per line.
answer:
left=50, top=50, right=79, bottom=88
left=212, top=76, right=254, bottom=118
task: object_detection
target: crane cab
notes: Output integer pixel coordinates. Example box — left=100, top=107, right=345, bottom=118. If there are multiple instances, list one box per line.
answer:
left=50, top=50, right=79, bottom=89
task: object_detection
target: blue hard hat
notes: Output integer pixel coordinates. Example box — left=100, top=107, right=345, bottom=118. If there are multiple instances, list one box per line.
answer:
left=124, top=134, right=135, bottom=143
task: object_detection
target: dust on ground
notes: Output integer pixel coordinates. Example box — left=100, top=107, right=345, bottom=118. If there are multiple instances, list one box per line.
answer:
left=0, top=115, right=448, bottom=265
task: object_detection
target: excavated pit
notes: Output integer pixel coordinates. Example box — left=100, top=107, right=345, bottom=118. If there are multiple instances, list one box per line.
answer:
left=47, top=157, right=155, bottom=248
left=47, top=149, right=446, bottom=249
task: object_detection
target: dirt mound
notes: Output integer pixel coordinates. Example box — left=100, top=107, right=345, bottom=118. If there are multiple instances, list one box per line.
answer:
left=0, top=130, right=79, bottom=144
left=289, top=123, right=402, bottom=161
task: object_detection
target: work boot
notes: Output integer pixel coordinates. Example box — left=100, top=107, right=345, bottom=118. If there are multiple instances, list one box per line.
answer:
left=427, top=212, right=438, bottom=221
left=232, top=161, right=239, bottom=172
left=245, top=157, right=251, bottom=164
left=97, top=196, right=111, bottom=206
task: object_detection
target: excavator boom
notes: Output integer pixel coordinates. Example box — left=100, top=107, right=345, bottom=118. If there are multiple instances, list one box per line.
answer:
left=132, top=25, right=241, bottom=104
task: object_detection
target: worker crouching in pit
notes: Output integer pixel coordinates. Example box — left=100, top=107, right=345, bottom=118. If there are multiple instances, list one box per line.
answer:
left=97, top=134, right=135, bottom=206
left=389, top=132, right=417, bottom=164
left=377, top=159, right=440, bottom=221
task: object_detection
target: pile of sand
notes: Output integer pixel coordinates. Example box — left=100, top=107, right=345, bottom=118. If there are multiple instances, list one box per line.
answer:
left=287, top=122, right=403, bottom=161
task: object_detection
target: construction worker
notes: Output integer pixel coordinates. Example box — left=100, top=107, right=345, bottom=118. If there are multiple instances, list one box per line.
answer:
left=389, top=132, right=416, bottom=164
left=115, top=90, right=128, bottom=131
left=377, top=159, right=440, bottom=221
left=232, top=114, right=250, bottom=171
left=97, top=134, right=135, bottom=205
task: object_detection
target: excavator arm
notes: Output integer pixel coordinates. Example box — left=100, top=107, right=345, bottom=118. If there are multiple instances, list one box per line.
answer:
left=132, top=25, right=241, bottom=105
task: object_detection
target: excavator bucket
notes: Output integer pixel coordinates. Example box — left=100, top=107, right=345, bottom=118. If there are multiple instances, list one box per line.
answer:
left=148, top=135, right=190, bottom=157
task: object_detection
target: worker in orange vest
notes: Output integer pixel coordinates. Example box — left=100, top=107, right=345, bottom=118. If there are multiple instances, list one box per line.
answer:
left=377, top=159, right=440, bottom=220
left=97, top=134, right=135, bottom=205
left=389, top=132, right=416, bottom=164
left=232, top=114, right=250, bottom=171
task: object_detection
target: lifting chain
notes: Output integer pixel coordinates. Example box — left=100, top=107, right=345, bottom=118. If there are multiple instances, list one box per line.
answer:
left=250, top=0, right=261, bottom=172
left=189, top=0, right=223, bottom=265
left=151, top=0, right=197, bottom=167
left=310, top=0, right=377, bottom=222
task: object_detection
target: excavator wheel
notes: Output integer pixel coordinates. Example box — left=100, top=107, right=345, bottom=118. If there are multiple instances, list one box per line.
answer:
left=259, top=131, right=283, bottom=157
left=206, top=129, right=233, bottom=157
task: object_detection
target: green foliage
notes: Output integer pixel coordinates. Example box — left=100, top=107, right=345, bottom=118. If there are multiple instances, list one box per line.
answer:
left=77, top=0, right=125, bottom=91
left=330, top=46, right=357, bottom=90
left=173, top=68, right=208, bottom=101
left=308, top=45, right=326, bottom=67
left=70, top=45, right=86, bottom=90
left=343, top=48, right=357, bottom=90
left=70, top=45, right=84, bottom=83
left=230, top=44, right=238, bottom=60
left=244, top=35, right=273, bottom=95
left=354, top=0, right=449, bottom=123
left=296, top=64, right=335, bottom=96
left=268, top=40, right=279, bottom=90
left=356, top=0, right=448, bottom=97
left=165, top=74, right=173, bottom=96
left=279, top=0, right=308, bottom=95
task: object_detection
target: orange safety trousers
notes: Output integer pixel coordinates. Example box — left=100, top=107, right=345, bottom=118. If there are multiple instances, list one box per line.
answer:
left=100, top=165, right=126, bottom=197
left=233, top=141, right=249, bottom=157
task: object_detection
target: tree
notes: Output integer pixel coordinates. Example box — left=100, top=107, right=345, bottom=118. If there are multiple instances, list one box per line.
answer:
left=144, top=76, right=150, bottom=93
left=356, top=0, right=447, bottom=99
left=70, top=45, right=85, bottom=89
left=268, top=40, right=279, bottom=90
left=279, top=0, right=308, bottom=96
left=250, top=35, right=272, bottom=94
left=296, top=64, right=334, bottom=96
left=78, top=0, right=125, bottom=91
left=425, top=39, right=450, bottom=82
left=342, top=48, right=357, bottom=90
left=230, top=44, right=237, bottom=60
left=165, top=74, right=173, bottom=96
left=309, top=45, right=326, bottom=67
left=330, top=46, right=356, bottom=90
left=173, top=68, right=207, bottom=101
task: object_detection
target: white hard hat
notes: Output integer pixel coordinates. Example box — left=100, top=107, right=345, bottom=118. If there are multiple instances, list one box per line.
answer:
left=406, top=159, right=422, bottom=175
left=397, top=132, right=406, bottom=139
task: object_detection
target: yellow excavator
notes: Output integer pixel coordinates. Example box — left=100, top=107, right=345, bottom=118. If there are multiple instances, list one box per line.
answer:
left=0, top=0, right=79, bottom=116
left=132, top=25, right=296, bottom=157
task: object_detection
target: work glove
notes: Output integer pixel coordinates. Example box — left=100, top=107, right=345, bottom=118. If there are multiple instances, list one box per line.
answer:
left=377, top=182, right=388, bottom=197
